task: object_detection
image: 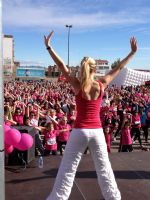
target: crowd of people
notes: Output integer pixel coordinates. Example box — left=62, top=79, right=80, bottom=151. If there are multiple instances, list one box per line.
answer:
left=101, top=84, right=150, bottom=152
left=4, top=80, right=150, bottom=155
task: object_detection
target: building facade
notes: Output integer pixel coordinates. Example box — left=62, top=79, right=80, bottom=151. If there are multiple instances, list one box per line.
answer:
left=95, top=59, right=110, bottom=76
left=48, top=64, right=61, bottom=77
left=3, top=35, right=14, bottom=79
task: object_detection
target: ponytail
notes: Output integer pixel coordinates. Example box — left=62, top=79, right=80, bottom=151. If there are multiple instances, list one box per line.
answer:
left=80, top=57, right=96, bottom=94
left=80, top=58, right=90, bottom=93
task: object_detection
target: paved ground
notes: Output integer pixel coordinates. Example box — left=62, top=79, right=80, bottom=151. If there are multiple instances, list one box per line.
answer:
left=5, top=151, right=150, bottom=200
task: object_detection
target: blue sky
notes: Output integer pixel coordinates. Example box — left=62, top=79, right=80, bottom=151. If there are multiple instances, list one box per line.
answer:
left=3, top=0, right=150, bottom=69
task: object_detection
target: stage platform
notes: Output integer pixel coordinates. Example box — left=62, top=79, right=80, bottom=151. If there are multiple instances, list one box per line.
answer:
left=5, top=152, right=150, bottom=200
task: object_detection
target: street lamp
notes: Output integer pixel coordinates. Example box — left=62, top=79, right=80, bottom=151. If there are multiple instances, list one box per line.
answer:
left=65, top=25, right=72, bottom=68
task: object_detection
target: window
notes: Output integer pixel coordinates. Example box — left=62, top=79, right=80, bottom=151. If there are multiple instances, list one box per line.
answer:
left=104, top=66, right=109, bottom=69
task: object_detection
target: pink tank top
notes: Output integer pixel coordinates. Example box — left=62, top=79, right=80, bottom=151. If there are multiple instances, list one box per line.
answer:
left=74, top=81, right=103, bottom=128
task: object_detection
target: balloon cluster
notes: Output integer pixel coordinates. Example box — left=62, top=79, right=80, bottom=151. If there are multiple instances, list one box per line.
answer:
left=4, top=124, right=33, bottom=154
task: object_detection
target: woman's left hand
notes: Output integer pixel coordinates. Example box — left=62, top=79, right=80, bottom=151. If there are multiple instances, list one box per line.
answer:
left=44, top=31, right=54, bottom=48
left=130, top=37, right=137, bottom=54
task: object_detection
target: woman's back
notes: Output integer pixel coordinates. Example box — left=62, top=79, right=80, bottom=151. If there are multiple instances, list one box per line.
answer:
left=74, top=80, right=103, bottom=128
left=78, top=80, right=101, bottom=100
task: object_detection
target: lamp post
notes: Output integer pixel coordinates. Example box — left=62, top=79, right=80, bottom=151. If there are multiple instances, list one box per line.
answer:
left=65, top=25, right=72, bottom=68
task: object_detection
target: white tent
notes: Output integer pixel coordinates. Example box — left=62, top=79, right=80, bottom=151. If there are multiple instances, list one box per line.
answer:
left=110, top=68, right=150, bottom=87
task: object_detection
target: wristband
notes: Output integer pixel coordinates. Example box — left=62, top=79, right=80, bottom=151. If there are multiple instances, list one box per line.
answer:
left=46, top=46, right=51, bottom=50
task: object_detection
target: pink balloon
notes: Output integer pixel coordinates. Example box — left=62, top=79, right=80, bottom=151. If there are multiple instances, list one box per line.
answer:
left=5, top=145, right=14, bottom=154
left=15, top=133, right=33, bottom=151
left=5, top=143, right=10, bottom=148
left=5, top=128, right=21, bottom=146
left=4, top=124, right=11, bottom=133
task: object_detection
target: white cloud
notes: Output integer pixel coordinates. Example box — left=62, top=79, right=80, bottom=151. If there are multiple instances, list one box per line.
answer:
left=3, top=0, right=150, bottom=31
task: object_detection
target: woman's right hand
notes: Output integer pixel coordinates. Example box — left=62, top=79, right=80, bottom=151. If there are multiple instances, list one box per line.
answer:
left=44, top=31, right=54, bottom=48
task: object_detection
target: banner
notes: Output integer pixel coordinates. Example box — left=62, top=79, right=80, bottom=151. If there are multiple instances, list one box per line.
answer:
left=16, top=68, right=45, bottom=78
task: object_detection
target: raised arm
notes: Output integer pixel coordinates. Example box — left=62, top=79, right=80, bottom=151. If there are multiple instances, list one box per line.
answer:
left=101, top=37, right=137, bottom=89
left=44, top=31, right=78, bottom=86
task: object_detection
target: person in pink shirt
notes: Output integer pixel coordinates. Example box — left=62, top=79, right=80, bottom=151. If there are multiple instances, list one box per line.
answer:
left=67, top=104, right=77, bottom=128
left=131, top=111, right=143, bottom=147
left=13, top=107, right=24, bottom=125
left=26, top=103, right=39, bottom=127
left=120, top=121, right=133, bottom=152
left=44, top=30, right=137, bottom=200
left=109, top=100, right=117, bottom=116
left=57, top=116, right=71, bottom=155
left=43, top=122, right=58, bottom=155
left=55, top=104, right=65, bottom=120
left=100, top=109, right=109, bottom=128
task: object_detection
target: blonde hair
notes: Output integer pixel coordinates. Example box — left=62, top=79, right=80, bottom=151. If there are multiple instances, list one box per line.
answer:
left=80, top=57, right=96, bottom=93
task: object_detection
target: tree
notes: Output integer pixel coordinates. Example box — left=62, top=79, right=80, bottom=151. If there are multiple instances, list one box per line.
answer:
left=111, top=58, right=120, bottom=69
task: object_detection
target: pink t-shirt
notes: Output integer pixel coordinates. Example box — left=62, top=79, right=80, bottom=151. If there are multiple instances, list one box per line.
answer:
left=132, top=114, right=141, bottom=128
left=56, top=112, right=64, bottom=119
left=44, top=130, right=57, bottom=151
left=58, top=124, right=71, bottom=142
left=121, top=128, right=132, bottom=145
left=13, top=114, right=24, bottom=125
left=4, top=121, right=12, bottom=126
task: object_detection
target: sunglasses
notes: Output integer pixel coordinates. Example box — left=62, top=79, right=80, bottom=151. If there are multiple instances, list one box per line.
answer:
left=16, top=111, right=21, bottom=113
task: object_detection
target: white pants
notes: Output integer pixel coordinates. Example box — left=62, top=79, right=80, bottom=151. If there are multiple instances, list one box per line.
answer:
left=46, top=128, right=121, bottom=200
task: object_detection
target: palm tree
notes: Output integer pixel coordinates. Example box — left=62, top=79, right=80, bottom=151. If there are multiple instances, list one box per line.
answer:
left=111, top=58, right=120, bottom=69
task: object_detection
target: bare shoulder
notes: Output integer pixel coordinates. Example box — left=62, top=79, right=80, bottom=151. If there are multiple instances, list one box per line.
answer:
left=97, top=76, right=107, bottom=90
left=97, top=76, right=105, bottom=83
left=68, top=76, right=80, bottom=94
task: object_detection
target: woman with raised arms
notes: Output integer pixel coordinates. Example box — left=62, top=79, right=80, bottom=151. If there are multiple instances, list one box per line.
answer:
left=44, top=31, right=137, bottom=200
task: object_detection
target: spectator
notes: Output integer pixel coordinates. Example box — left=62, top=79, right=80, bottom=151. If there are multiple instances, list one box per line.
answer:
left=13, top=107, right=24, bottom=125
left=131, top=111, right=143, bottom=147
left=120, top=121, right=133, bottom=152
left=57, top=116, right=71, bottom=155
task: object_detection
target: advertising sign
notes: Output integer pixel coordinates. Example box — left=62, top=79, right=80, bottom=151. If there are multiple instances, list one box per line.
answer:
left=16, top=68, right=45, bottom=78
